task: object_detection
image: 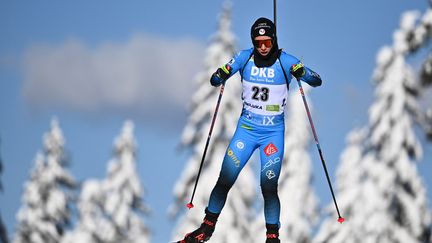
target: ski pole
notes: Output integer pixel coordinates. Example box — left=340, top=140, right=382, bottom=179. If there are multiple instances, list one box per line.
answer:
left=273, top=0, right=277, bottom=33
left=295, top=77, right=345, bottom=223
left=186, top=84, right=225, bottom=209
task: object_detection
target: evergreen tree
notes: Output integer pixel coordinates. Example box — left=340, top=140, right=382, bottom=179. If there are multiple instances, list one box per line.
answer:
left=102, top=120, right=150, bottom=243
left=314, top=10, right=432, bottom=243
left=169, top=1, right=257, bottom=242
left=62, top=120, right=150, bottom=243
left=14, top=118, right=76, bottom=243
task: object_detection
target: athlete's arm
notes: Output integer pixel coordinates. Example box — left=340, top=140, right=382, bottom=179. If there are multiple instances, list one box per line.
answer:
left=291, top=63, right=322, bottom=87
left=280, top=52, right=322, bottom=87
left=210, top=49, right=253, bottom=87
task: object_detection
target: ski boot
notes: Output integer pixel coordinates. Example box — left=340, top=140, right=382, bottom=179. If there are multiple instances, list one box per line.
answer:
left=265, top=224, right=280, bottom=243
left=177, top=208, right=219, bottom=243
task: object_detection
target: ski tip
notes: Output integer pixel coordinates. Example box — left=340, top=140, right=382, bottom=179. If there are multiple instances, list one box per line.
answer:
left=186, top=203, right=194, bottom=209
left=337, top=217, right=345, bottom=224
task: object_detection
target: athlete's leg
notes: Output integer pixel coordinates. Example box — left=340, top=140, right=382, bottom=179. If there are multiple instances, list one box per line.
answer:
left=259, top=128, right=285, bottom=226
left=207, top=122, right=258, bottom=214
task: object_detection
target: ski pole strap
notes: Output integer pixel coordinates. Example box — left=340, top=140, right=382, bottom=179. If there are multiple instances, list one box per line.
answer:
left=291, top=63, right=304, bottom=73
left=221, top=64, right=231, bottom=74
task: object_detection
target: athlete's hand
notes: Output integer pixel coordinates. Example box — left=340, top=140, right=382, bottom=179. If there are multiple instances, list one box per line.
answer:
left=291, top=63, right=305, bottom=79
left=210, top=64, right=231, bottom=86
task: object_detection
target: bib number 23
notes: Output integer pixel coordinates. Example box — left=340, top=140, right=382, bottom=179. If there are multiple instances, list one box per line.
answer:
left=252, top=86, right=269, bottom=101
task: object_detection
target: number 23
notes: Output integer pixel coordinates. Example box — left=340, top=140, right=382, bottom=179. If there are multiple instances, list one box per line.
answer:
left=252, top=86, right=269, bottom=101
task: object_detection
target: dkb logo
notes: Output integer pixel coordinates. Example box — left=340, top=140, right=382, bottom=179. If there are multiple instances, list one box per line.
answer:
left=251, top=66, right=275, bottom=78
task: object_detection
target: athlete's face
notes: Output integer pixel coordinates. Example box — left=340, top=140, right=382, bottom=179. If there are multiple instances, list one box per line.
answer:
left=254, top=36, right=273, bottom=57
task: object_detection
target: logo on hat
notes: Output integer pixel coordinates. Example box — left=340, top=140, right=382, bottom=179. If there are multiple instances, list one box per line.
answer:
left=259, top=28, right=266, bottom=35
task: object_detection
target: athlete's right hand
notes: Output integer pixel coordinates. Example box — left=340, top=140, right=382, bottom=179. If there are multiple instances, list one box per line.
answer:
left=210, top=64, right=231, bottom=86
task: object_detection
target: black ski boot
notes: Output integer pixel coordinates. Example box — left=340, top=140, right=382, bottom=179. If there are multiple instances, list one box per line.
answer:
left=178, top=208, right=219, bottom=243
left=265, top=224, right=280, bottom=243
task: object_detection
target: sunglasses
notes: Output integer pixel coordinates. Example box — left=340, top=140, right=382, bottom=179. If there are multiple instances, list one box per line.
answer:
left=254, top=39, right=273, bottom=48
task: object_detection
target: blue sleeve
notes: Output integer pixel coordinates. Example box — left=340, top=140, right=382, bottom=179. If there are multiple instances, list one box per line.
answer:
left=279, top=51, right=322, bottom=87
left=302, top=67, right=322, bottom=87
left=227, top=48, right=253, bottom=77
left=210, top=48, right=253, bottom=86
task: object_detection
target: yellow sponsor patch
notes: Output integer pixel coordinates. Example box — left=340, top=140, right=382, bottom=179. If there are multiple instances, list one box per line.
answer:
left=227, top=148, right=240, bottom=167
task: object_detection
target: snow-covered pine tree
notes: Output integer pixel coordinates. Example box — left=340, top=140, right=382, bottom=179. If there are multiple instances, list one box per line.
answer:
left=62, top=120, right=150, bottom=243
left=0, top=138, right=8, bottom=243
left=314, top=10, right=432, bottom=243
left=251, top=87, right=319, bottom=243
left=313, top=128, right=368, bottom=242
left=169, top=1, right=257, bottom=242
left=102, top=120, right=150, bottom=243
left=14, top=118, right=76, bottom=243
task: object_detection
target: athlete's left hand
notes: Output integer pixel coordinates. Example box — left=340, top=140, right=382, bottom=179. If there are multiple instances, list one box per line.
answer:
left=291, top=63, right=305, bottom=79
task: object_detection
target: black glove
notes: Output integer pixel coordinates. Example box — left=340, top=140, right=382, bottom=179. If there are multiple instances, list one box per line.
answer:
left=291, top=63, right=305, bottom=79
left=210, top=64, right=231, bottom=86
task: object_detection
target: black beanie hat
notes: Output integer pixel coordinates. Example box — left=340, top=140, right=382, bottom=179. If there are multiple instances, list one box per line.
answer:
left=250, top=17, right=279, bottom=67
left=250, top=17, right=276, bottom=42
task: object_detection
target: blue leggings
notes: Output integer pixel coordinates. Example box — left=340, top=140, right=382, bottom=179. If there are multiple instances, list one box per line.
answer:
left=207, top=116, right=284, bottom=225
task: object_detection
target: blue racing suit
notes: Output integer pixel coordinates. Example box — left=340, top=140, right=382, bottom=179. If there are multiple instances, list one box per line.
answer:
left=207, top=48, right=322, bottom=226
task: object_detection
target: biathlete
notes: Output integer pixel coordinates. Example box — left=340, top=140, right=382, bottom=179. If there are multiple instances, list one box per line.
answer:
left=178, top=17, right=322, bottom=243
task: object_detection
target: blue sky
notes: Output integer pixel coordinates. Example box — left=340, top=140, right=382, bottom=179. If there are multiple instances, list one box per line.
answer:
left=0, top=1, right=431, bottom=242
